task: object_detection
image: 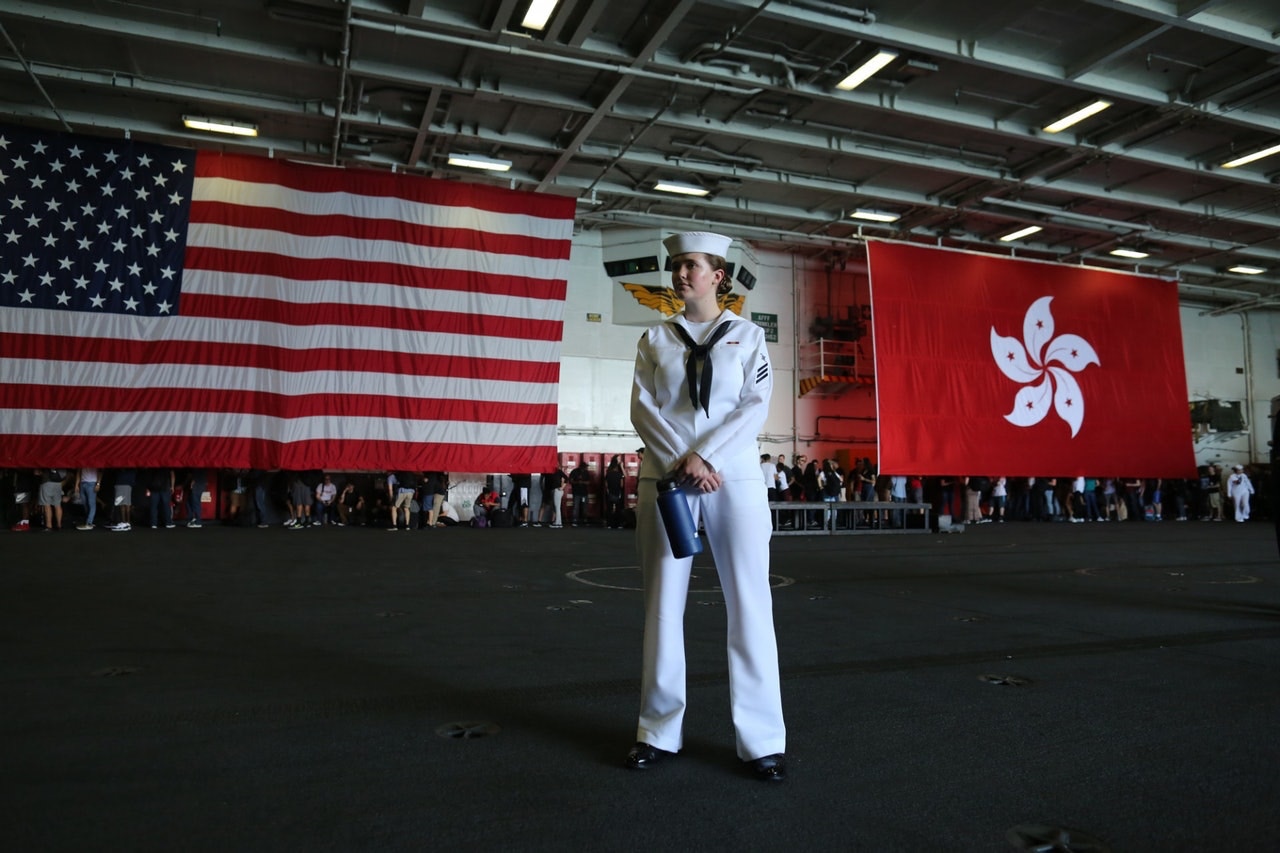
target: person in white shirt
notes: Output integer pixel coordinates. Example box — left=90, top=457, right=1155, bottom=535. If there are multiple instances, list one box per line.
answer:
left=1227, top=465, right=1254, bottom=522
left=889, top=474, right=907, bottom=528
left=626, top=230, right=786, bottom=783
left=775, top=458, right=793, bottom=500
left=760, top=453, right=779, bottom=500
left=435, top=499, right=460, bottom=526
left=1069, top=476, right=1086, bottom=523
left=315, top=474, right=339, bottom=526
left=990, top=477, right=1008, bottom=522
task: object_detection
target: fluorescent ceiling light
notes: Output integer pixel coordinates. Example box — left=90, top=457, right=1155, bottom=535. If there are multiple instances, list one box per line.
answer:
left=850, top=209, right=900, bottom=223
left=1042, top=100, right=1113, bottom=134
left=999, top=225, right=1042, bottom=242
left=1221, top=142, right=1280, bottom=169
left=653, top=181, right=710, bottom=197
left=836, top=49, right=898, bottom=91
left=1228, top=264, right=1266, bottom=275
left=1110, top=247, right=1149, bottom=259
left=183, top=116, right=258, bottom=137
left=447, top=153, right=512, bottom=172
left=521, top=0, right=559, bottom=30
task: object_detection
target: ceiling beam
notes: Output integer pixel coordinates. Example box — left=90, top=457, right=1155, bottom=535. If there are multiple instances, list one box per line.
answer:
left=404, top=103, right=1280, bottom=252
left=302, top=42, right=1280, bottom=237
left=633, top=48, right=1280, bottom=178
left=487, top=0, right=522, bottom=33
left=1178, top=0, right=1228, bottom=14
left=1076, top=0, right=1280, bottom=52
left=406, top=86, right=443, bottom=168
left=542, top=0, right=583, bottom=43
left=13, top=36, right=1276, bottom=251
left=0, top=0, right=322, bottom=68
left=0, top=102, right=324, bottom=159
left=1066, top=23, right=1170, bottom=80
left=643, top=50, right=1279, bottom=179
left=566, top=0, right=611, bottom=47
left=333, top=17, right=1280, bottom=197
left=0, top=58, right=329, bottom=122
left=699, top=0, right=1280, bottom=131
left=535, top=0, right=699, bottom=191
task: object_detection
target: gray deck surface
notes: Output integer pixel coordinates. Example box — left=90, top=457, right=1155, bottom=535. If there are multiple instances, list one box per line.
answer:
left=4, top=520, right=1278, bottom=852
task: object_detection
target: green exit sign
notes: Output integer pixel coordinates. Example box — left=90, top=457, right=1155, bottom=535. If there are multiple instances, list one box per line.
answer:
left=752, top=312, right=777, bottom=343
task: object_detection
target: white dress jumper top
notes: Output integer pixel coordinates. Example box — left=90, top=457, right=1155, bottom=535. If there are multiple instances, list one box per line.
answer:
left=630, top=310, right=786, bottom=761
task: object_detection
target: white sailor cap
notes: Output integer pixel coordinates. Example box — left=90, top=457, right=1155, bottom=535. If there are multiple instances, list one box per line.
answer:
left=1233, top=464, right=1244, bottom=470
left=663, top=231, right=732, bottom=258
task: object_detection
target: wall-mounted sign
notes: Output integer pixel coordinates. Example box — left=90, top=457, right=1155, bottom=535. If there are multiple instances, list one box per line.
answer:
left=752, top=311, right=778, bottom=343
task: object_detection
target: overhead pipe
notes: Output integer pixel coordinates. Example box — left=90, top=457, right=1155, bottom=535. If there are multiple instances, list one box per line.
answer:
left=348, top=18, right=764, bottom=97
left=791, top=251, right=801, bottom=450
left=980, top=197, right=1152, bottom=233
left=699, top=56, right=797, bottom=89
left=329, top=0, right=354, bottom=165
left=668, top=140, right=763, bottom=169
left=741, top=108, right=1011, bottom=169
left=1242, top=312, right=1258, bottom=463
left=714, top=0, right=780, bottom=57
left=102, top=0, right=222, bottom=34
left=579, top=209, right=871, bottom=250
left=1199, top=294, right=1280, bottom=317
left=815, top=415, right=876, bottom=437
left=683, top=41, right=827, bottom=75
left=266, top=1, right=346, bottom=31
left=582, top=92, right=677, bottom=196
left=785, top=0, right=876, bottom=24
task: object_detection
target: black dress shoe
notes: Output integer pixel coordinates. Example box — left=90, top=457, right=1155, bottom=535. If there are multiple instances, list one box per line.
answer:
left=749, top=753, right=786, bottom=782
left=624, top=742, right=672, bottom=769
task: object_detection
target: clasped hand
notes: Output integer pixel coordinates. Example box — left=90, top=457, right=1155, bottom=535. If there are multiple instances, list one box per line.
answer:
left=672, top=453, right=721, bottom=493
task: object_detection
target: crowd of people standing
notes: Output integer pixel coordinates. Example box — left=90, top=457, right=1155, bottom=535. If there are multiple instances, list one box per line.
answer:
left=3, top=468, right=460, bottom=532
left=5, top=459, right=1266, bottom=533
left=946, top=466, right=1259, bottom=524
left=757, top=457, right=1266, bottom=526
left=4, top=461, right=629, bottom=533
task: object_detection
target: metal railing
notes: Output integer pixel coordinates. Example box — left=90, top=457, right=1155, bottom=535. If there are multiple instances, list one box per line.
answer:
left=797, top=338, right=873, bottom=396
left=768, top=500, right=931, bottom=535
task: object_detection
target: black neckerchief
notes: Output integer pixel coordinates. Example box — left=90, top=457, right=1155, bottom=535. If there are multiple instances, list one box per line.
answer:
left=670, top=320, right=732, bottom=417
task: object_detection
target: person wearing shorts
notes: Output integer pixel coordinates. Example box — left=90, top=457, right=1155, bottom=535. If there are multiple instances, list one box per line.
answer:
left=111, top=469, right=136, bottom=531
left=289, top=472, right=313, bottom=528
left=38, top=468, right=67, bottom=532
left=387, top=471, right=417, bottom=531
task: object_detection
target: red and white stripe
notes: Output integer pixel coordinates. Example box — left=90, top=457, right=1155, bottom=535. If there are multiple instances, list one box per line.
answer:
left=0, top=150, right=575, bottom=472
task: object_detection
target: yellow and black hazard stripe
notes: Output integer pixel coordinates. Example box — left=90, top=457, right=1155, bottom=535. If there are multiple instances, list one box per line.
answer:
left=798, top=375, right=874, bottom=397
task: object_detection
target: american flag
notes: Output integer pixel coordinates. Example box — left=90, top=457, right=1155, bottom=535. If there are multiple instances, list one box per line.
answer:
left=0, top=124, right=575, bottom=472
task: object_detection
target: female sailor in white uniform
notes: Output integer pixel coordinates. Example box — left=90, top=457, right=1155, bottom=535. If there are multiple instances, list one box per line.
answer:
left=625, top=231, right=786, bottom=782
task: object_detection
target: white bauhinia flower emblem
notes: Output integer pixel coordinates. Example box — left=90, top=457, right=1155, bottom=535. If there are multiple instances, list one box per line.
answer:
left=990, top=296, right=1100, bottom=437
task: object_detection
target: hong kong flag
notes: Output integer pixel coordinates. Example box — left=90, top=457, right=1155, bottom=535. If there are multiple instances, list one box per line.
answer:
left=868, top=241, right=1195, bottom=477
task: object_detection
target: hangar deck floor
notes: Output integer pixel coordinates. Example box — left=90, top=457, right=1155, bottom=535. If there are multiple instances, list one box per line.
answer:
left=4, top=520, right=1277, bottom=852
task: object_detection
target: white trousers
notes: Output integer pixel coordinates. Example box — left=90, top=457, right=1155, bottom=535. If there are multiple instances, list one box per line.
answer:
left=634, top=477, right=785, bottom=761
left=1234, top=491, right=1251, bottom=522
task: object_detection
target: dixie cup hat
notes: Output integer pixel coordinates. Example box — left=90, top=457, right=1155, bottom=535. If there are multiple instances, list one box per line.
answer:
left=663, top=231, right=732, bottom=258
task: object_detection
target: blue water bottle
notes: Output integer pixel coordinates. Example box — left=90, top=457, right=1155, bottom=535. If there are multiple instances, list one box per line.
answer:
left=657, top=477, right=702, bottom=558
